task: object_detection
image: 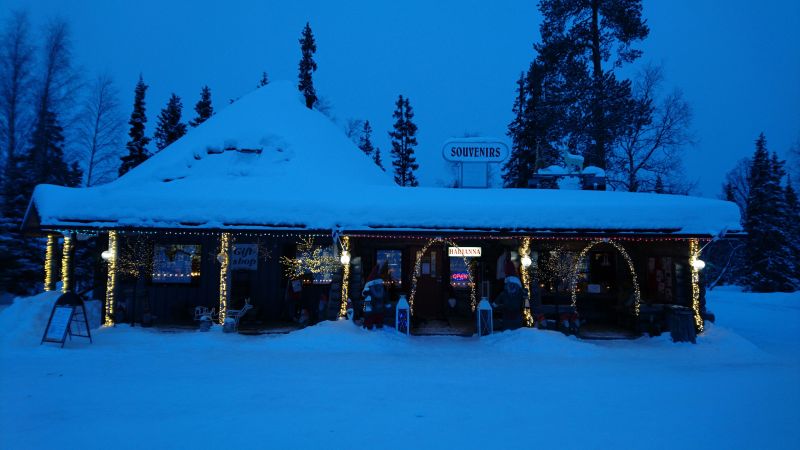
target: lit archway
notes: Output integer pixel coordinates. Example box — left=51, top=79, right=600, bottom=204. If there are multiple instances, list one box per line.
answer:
left=408, top=238, right=477, bottom=314
left=569, top=239, right=641, bottom=317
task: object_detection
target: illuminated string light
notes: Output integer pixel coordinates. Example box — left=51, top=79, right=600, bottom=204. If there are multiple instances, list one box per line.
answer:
left=104, top=230, right=118, bottom=326
left=60, top=234, right=73, bottom=293
left=44, top=235, right=56, bottom=291
left=689, top=238, right=704, bottom=332
left=218, top=232, right=231, bottom=324
left=519, top=237, right=534, bottom=327
left=280, top=236, right=338, bottom=279
left=569, top=239, right=641, bottom=317
left=409, top=238, right=476, bottom=314
left=339, top=236, right=350, bottom=317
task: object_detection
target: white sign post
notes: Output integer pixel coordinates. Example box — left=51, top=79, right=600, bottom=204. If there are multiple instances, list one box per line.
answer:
left=442, top=139, right=509, bottom=188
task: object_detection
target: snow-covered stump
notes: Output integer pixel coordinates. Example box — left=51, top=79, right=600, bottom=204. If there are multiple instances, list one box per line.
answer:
left=395, top=295, right=410, bottom=336
left=477, top=297, right=493, bottom=337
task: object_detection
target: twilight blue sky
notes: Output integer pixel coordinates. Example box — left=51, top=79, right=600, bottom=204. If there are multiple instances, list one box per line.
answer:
left=5, top=0, right=799, bottom=196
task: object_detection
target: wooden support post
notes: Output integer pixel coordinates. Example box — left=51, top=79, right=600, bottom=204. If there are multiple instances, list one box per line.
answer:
left=60, top=233, right=74, bottom=293
left=104, top=231, right=118, bottom=326
left=218, top=232, right=232, bottom=324
left=44, top=235, right=57, bottom=291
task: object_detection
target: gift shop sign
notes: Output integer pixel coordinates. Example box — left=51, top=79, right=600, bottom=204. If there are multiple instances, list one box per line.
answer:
left=448, top=247, right=482, bottom=258
left=231, top=244, right=258, bottom=270
left=442, top=140, right=509, bottom=163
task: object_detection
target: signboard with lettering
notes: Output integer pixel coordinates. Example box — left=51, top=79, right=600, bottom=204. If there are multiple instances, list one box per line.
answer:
left=448, top=247, right=482, bottom=258
left=231, top=244, right=258, bottom=270
left=442, top=139, right=509, bottom=163
left=41, top=292, right=92, bottom=348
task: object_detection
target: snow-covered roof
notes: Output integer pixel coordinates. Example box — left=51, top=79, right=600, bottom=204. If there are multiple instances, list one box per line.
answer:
left=27, top=81, right=742, bottom=237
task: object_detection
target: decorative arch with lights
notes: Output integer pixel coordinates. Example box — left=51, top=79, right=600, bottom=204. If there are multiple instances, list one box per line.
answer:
left=569, top=239, right=642, bottom=317
left=408, top=237, right=477, bottom=314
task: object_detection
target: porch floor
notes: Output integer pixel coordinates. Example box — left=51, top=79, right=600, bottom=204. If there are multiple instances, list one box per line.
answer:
left=577, top=323, right=640, bottom=340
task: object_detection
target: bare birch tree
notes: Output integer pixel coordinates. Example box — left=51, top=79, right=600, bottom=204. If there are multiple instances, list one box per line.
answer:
left=0, top=11, right=35, bottom=174
left=609, top=65, right=694, bottom=193
left=78, top=73, right=124, bottom=186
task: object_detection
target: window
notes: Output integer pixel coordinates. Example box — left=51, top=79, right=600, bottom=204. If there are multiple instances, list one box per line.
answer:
left=376, top=250, right=402, bottom=286
left=152, top=244, right=201, bottom=283
left=294, top=245, right=336, bottom=284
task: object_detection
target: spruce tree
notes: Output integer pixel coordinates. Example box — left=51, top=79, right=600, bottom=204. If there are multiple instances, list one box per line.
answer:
left=189, top=86, right=213, bottom=128
left=744, top=134, right=797, bottom=292
left=358, top=120, right=375, bottom=158
left=119, top=75, right=151, bottom=176
left=257, top=72, right=269, bottom=88
left=654, top=175, right=664, bottom=193
left=503, top=73, right=528, bottom=187
left=154, top=93, right=187, bottom=151
left=373, top=147, right=385, bottom=171
left=535, top=0, right=648, bottom=169
left=297, top=22, right=317, bottom=109
left=389, top=95, right=419, bottom=187
left=785, top=177, right=800, bottom=282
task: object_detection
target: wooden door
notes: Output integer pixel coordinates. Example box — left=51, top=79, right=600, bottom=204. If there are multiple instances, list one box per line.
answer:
left=412, top=245, right=445, bottom=319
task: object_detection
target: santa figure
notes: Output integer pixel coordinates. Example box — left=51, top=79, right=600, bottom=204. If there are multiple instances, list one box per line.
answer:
left=361, top=263, right=388, bottom=330
left=493, top=260, right=528, bottom=330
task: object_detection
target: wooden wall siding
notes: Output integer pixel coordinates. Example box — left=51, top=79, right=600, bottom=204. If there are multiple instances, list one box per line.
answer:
left=110, top=233, right=694, bottom=324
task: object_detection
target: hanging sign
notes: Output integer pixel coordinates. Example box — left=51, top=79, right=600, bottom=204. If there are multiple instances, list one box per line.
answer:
left=41, top=292, right=93, bottom=348
left=442, top=139, right=509, bottom=163
left=231, top=244, right=258, bottom=270
left=448, top=247, right=482, bottom=258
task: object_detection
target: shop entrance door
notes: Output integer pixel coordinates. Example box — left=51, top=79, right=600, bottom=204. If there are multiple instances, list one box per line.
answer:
left=412, top=245, right=445, bottom=320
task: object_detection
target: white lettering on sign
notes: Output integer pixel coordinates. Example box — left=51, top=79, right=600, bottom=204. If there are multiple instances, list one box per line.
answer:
left=231, top=244, right=258, bottom=270
left=448, top=247, right=482, bottom=258
left=442, top=140, right=509, bottom=163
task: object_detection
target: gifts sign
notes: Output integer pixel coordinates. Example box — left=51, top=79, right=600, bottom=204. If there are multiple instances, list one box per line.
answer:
left=231, top=244, right=258, bottom=270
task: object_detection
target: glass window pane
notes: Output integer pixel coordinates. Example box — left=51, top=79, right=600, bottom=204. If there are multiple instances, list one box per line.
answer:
left=377, top=250, right=402, bottom=286
left=152, top=244, right=201, bottom=283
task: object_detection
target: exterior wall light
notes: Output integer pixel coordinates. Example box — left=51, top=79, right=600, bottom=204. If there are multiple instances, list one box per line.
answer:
left=691, top=259, right=706, bottom=270
left=520, top=255, right=532, bottom=268
left=340, top=250, right=351, bottom=265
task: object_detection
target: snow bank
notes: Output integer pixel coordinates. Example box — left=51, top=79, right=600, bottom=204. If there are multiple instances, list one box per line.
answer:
left=28, top=81, right=741, bottom=236
left=0, top=291, right=61, bottom=347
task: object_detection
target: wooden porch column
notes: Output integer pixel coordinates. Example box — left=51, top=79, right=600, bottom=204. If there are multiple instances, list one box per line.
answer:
left=104, top=230, right=118, bottom=326
left=60, top=233, right=74, bottom=293
left=43, top=235, right=57, bottom=291
left=218, top=232, right=232, bottom=324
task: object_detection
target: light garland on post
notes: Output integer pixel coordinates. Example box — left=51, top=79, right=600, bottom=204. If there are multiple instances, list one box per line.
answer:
left=689, top=238, right=704, bottom=332
left=519, top=237, right=534, bottom=327
left=339, top=236, right=350, bottom=317
left=104, top=231, right=118, bottom=326
left=218, top=232, right=232, bottom=324
left=44, top=235, right=56, bottom=291
left=569, top=239, right=641, bottom=317
left=409, top=237, right=476, bottom=314
left=60, top=234, right=73, bottom=293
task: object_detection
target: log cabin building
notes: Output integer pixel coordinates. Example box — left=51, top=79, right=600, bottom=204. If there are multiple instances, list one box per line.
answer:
left=23, top=82, right=742, bottom=337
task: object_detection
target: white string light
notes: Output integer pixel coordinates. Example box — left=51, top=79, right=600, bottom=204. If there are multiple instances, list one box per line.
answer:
left=60, top=234, right=73, bottom=293
left=104, top=230, right=118, bottom=326
left=44, top=235, right=56, bottom=291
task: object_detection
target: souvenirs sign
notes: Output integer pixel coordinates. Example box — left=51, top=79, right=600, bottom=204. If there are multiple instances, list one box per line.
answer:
left=442, top=138, right=509, bottom=188
left=442, top=139, right=509, bottom=163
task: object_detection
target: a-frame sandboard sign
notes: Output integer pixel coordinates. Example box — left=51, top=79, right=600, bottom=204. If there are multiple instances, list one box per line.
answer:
left=41, top=292, right=93, bottom=348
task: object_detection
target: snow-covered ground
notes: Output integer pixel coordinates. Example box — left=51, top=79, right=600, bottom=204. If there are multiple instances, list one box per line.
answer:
left=1, top=287, right=798, bottom=449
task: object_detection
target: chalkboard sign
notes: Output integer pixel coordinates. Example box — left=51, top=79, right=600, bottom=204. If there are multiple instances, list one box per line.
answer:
left=41, top=292, right=93, bottom=347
